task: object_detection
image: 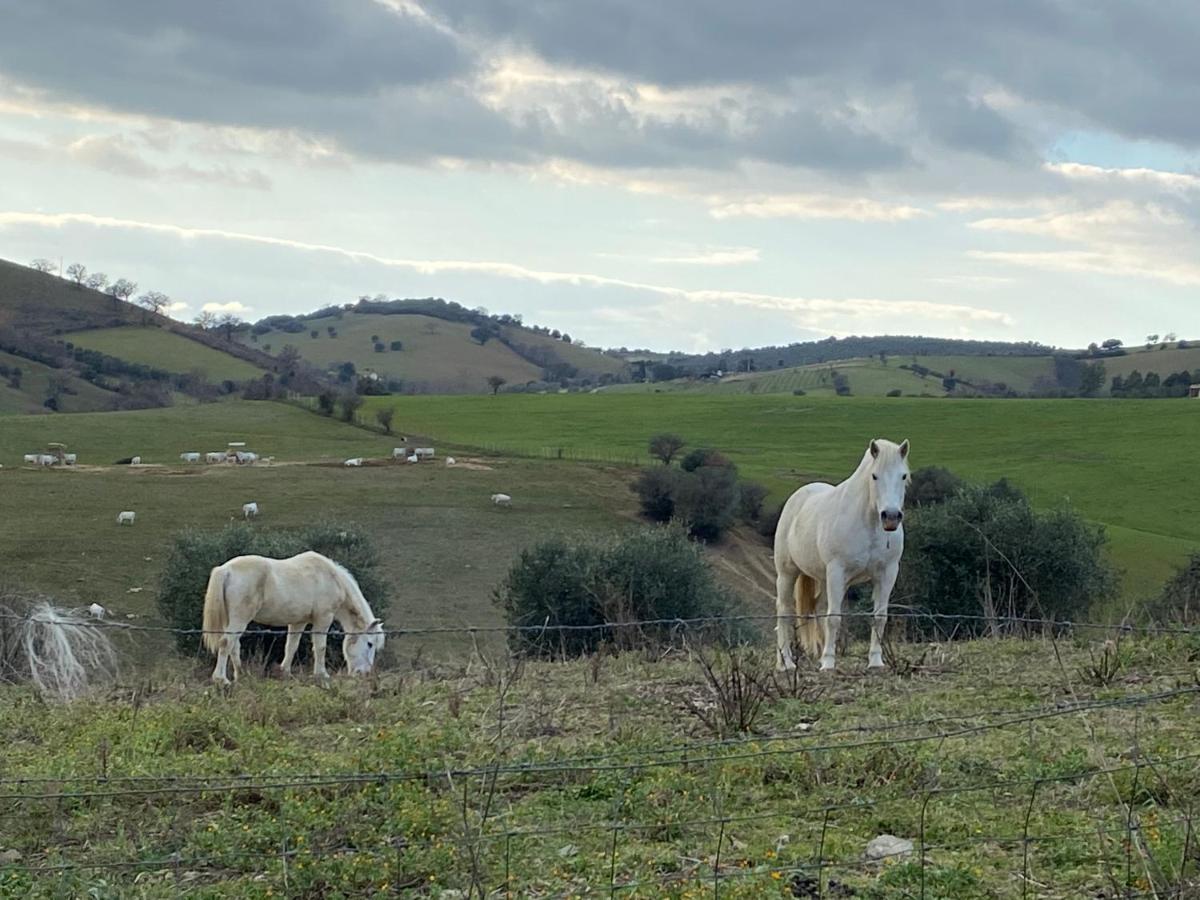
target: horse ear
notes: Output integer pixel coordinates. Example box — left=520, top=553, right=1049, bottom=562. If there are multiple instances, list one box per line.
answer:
left=869, top=440, right=880, bottom=458
left=370, top=619, right=382, bottom=629
left=899, top=439, right=909, bottom=459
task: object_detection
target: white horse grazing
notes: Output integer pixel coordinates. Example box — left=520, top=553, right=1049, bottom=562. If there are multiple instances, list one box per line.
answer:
left=201, top=551, right=385, bottom=685
left=116, top=511, right=136, bottom=525
left=242, top=501, right=259, bottom=519
left=774, top=438, right=911, bottom=672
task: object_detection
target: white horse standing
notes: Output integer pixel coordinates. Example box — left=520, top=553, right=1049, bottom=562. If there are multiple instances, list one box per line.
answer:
left=201, top=550, right=385, bottom=685
left=774, top=438, right=911, bottom=672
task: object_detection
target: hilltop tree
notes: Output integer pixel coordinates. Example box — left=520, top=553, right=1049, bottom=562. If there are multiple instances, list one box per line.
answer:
left=648, top=433, right=686, bottom=465
left=84, top=272, right=108, bottom=292
left=487, top=375, right=507, bottom=395
left=1147, top=334, right=1160, bottom=346
left=470, top=326, right=494, bottom=345
left=194, top=311, right=219, bottom=330
left=1101, top=338, right=1123, bottom=351
left=29, top=258, right=56, bottom=274
left=106, top=278, right=137, bottom=306
left=1165, top=332, right=1178, bottom=343
left=217, top=313, right=242, bottom=342
left=65, top=263, right=87, bottom=286
left=137, top=291, right=170, bottom=323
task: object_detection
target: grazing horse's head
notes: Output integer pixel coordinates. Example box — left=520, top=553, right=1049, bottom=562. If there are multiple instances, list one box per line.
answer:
left=866, top=438, right=910, bottom=532
left=345, top=619, right=385, bottom=675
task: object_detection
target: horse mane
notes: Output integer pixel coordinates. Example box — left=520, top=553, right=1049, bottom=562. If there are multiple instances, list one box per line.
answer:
left=324, top=558, right=374, bottom=629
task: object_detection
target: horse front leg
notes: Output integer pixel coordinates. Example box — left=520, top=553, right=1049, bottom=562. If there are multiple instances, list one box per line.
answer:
left=310, top=614, right=333, bottom=680
left=869, top=563, right=899, bottom=670
left=279, top=623, right=307, bottom=677
left=820, top=565, right=848, bottom=672
left=774, top=569, right=799, bottom=671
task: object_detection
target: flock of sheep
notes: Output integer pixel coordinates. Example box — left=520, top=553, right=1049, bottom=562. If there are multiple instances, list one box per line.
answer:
left=105, top=444, right=510, bottom=526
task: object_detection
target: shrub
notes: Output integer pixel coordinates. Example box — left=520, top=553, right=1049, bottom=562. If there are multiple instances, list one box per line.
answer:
left=390, top=340, right=403, bottom=351
left=897, top=483, right=1116, bottom=636
left=886, top=389, right=902, bottom=397
left=375, top=407, right=395, bottom=434
left=680, top=447, right=732, bottom=473
left=673, top=463, right=740, bottom=541
left=316, top=390, right=336, bottom=416
left=737, top=481, right=769, bottom=522
left=339, top=392, right=363, bottom=422
left=495, top=524, right=748, bottom=658
left=632, top=466, right=679, bottom=522
left=156, top=522, right=388, bottom=669
left=792, top=389, right=806, bottom=396
left=373, top=341, right=386, bottom=353
left=1144, top=553, right=1200, bottom=624
left=907, top=466, right=965, bottom=507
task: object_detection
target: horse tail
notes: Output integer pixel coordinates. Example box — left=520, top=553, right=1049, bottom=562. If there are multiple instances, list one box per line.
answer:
left=794, top=575, right=823, bottom=658
left=201, top=566, right=229, bottom=655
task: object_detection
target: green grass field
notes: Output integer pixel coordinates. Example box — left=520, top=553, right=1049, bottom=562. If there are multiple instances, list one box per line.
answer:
left=2, top=636, right=1198, bottom=897
left=362, top=393, right=1200, bottom=603
left=65, top=326, right=265, bottom=382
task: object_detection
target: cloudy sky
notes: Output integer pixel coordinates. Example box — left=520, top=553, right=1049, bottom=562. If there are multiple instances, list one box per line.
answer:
left=0, top=1, right=1197, bottom=352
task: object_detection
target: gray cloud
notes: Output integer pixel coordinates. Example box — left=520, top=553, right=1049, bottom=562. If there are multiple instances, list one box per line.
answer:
left=1, top=0, right=1197, bottom=183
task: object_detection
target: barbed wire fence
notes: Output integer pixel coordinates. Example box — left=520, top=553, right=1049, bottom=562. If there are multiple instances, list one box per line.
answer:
left=1, top=611, right=1199, bottom=897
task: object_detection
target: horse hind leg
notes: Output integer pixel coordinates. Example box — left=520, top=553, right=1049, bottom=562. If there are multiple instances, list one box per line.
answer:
left=774, top=569, right=799, bottom=671
left=211, top=643, right=231, bottom=686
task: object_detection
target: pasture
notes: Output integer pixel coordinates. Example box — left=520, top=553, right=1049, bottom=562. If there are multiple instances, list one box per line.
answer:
left=2, top=633, right=1198, bottom=897
left=361, top=392, right=1200, bottom=607
left=0, top=402, right=637, bottom=658
left=64, top=326, right=265, bottom=382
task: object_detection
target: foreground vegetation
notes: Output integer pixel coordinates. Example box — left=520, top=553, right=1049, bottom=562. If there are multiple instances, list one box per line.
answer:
left=1, top=634, right=1197, bottom=898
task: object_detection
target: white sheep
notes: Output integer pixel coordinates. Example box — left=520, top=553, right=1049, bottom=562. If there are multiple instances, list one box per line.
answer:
left=242, top=502, right=259, bottom=519
left=116, top=511, right=136, bottom=525
left=491, top=493, right=512, bottom=507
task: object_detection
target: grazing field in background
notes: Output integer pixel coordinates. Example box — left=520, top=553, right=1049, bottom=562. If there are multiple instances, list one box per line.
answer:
left=64, top=326, right=265, bottom=382
left=0, top=402, right=637, bottom=657
left=2, top=635, right=1198, bottom=897
left=362, top=393, right=1200, bottom=605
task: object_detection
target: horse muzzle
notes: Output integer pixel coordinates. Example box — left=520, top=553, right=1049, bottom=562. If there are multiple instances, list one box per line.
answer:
left=880, top=510, right=903, bottom=532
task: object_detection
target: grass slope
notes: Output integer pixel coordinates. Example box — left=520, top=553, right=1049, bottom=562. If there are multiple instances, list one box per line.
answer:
left=2, top=637, right=1198, bottom=897
left=0, top=257, right=141, bottom=332
left=1102, top=344, right=1200, bottom=382
left=0, top=349, right=119, bottom=414
left=498, top=324, right=629, bottom=378
left=362, top=393, right=1200, bottom=602
left=243, top=313, right=543, bottom=393
left=65, top=326, right=264, bottom=382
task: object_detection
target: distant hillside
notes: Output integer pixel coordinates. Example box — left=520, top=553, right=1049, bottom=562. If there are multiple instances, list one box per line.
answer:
left=620, top=334, right=1057, bottom=376
left=240, top=297, right=629, bottom=393
left=0, top=258, right=291, bottom=414
left=608, top=345, right=1200, bottom=399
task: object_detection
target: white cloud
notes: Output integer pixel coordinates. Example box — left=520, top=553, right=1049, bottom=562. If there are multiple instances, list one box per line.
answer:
left=201, top=301, right=253, bottom=314
left=708, top=194, right=927, bottom=222
left=650, top=246, right=760, bottom=266
left=1044, top=162, right=1200, bottom=193
left=0, top=209, right=1011, bottom=328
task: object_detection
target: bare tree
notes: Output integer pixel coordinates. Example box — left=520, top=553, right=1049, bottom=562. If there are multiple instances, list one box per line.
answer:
left=84, top=272, right=108, bottom=292
left=29, top=258, right=56, bottom=274
left=106, top=278, right=137, bottom=307
left=136, top=291, right=170, bottom=324
left=486, top=375, right=507, bottom=395
left=65, top=263, right=87, bottom=287
left=648, top=433, right=686, bottom=465
left=216, top=313, right=242, bottom=342
left=194, top=311, right=219, bottom=330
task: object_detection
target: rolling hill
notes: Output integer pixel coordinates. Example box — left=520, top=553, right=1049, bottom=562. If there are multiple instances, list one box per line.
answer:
left=0, top=257, right=281, bottom=414
left=240, top=307, right=629, bottom=393
left=608, top=345, right=1199, bottom=398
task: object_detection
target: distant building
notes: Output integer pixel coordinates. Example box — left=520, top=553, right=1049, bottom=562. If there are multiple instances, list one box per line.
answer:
left=1190, top=384, right=1200, bottom=399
